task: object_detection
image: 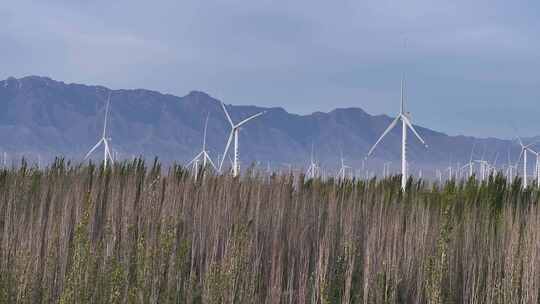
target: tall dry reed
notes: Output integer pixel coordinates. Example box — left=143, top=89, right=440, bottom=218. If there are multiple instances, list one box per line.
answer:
left=0, top=159, right=538, bottom=303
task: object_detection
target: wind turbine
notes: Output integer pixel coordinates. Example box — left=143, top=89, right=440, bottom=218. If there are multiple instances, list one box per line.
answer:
left=367, top=75, right=428, bottom=190
left=85, top=92, right=114, bottom=169
left=516, top=137, right=537, bottom=188
left=336, top=150, right=351, bottom=180
left=505, top=149, right=518, bottom=181
left=187, top=114, right=217, bottom=178
left=474, top=160, right=484, bottom=180
left=526, top=147, right=540, bottom=187
left=218, top=102, right=265, bottom=177
left=306, top=143, right=319, bottom=179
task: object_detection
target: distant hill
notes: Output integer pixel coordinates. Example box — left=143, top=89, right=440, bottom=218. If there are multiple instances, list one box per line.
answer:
left=0, top=76, right=526, bottom=175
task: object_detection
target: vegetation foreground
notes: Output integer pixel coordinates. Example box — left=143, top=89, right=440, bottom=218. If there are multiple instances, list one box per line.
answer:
left=0, top=159, right=539, bottom=303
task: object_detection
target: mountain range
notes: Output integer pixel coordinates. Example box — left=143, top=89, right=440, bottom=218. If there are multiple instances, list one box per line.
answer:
left=0, top=75, right=529, bottom=175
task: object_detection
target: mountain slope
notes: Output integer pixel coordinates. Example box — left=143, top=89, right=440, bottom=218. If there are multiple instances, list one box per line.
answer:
left=0, top=76, right=523, bottom=173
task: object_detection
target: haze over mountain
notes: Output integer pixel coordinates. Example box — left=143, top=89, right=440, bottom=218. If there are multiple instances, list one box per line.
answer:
left=0, top=76, right=527, bottom=175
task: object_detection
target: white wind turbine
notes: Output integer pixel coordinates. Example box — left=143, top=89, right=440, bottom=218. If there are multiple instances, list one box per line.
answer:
left=367, top=75, right=428, bottom=190
left=85, top=92, right=114, bottom=169
left=516, top=137, right=537, bottom=188
left=306, top=144, right=319, bottom=179
left=473, top=147, right=489, bottom=181
left=526, top=147, right=540, bottom=187
left=475, top=160, right=489, bottom=181
left=218, top=102, right=265, bottom=177
left=187, top=114, right=217, bottom=178
left=336, top=150, right=351, bottom=180
left=505, top=149, right=517, bottom=181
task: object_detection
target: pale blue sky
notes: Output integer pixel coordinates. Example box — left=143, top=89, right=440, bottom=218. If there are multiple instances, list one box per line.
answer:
left=1, top=0, right=539, bottom=138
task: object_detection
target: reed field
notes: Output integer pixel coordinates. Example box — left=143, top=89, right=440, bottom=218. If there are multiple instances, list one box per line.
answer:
left=0, top=158, right=539, bottom=303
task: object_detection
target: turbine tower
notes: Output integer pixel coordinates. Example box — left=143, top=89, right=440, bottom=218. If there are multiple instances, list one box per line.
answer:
left=473, top=145, right=488, bottom=181
left=219, top=102, right=265, bottom=177
left=367, top=75, right=428, bottom=190
left=187, top=114, right=217, bottom=178
left=85, top=92, right=114, bottom=169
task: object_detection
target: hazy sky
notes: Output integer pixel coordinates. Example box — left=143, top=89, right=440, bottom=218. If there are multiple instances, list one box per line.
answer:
left=1, top=0, right=539, bottom=138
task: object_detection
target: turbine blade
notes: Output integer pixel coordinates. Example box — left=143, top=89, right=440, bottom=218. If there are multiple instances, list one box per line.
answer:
left=84, top=139, right=104, bottom=160
left=187, top=151, right=204, bottom=167
left=103, top=92, right=111, bottom=138
left=517, top=136, right=524, bottom=147
left=236, top=111, right=266, bottom=127
left=219, top=131, right=234, bottom=171
left=367, top=116, right=400, bottom=156
left=186, top=158, right=196, bottom=168
left=104, top=140, right=114, bottom=164
left=515, top=149, right=524, bottom=168
left=400, top=75, right=405, bottom=114
left=203, top=114, right=209, bottom=150
left=524, top=139, right=540, bottom=149
left=311, top=142, right=315, bottom=162
left=493, top=152, right=499, bottom=167
left=204, top=152, right=218, bottom=170
left=402, top=115, right=427, bottom=147
left=220, top=102, right=234, bottom=126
